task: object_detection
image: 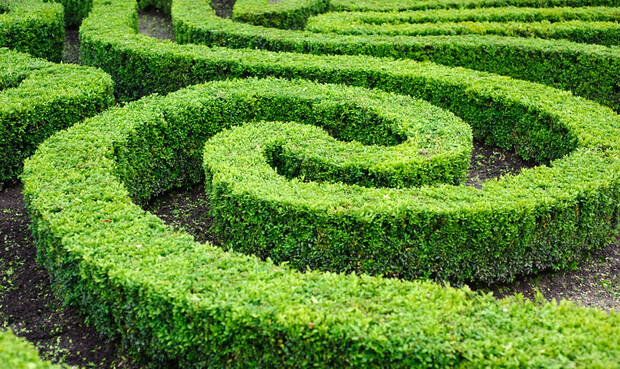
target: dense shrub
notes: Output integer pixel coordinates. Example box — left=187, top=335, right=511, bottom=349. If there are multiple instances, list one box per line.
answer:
left=0, top=330, right=62, bottom=369
left=77, top=0, right=619, bottom=110
left=171, top=0, right=620, bottom=109
left=23, top=77, right=620, bottom=368
left=233, top=0, right=329, bottom=29
left=0, top=0, right=64, bottom=61
left=19, top=0, right=620, bottom=367
left=330, top=0, right=620, bottom=12
left=307, top=8, right=620, bottom=46
left=0, top=48, right=114, bottom=184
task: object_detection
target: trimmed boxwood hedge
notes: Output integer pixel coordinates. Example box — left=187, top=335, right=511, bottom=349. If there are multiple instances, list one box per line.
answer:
left=170, top=0, right=620, bottom=109
left=306, top=8, right=620, bottom=46
left=330, top=0, right=620, bottom=12
left=78, top=0, right=619, bottom=111
left=0, top=330, right=62, bottom=369
left=0, top=48, right=114, bottom=184
left=199, top=77, right=619, bottom=282
left=0, top=0, right=64, bottom=61
left=22, top=76, right=620, bottom=368
left=313, top=6, right=620, bottom=24
left=233, top=0, right=329, bottom=30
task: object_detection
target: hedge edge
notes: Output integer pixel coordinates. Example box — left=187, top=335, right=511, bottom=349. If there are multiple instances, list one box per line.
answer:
left=0, top=47, right=114, bottom=184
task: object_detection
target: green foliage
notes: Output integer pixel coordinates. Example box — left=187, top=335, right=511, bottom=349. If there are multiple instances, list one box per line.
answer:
left=22, top=76, right=620, bottom=368
left=330, top=0, right=620, bottom=12
left=196, top=78, right=619, bottom=283
left=233, top=0, right=329, bottom=29
left=47, top=0, right=93, bottom=27
left=77, top=0, right=620, bottom=110
left=307, top=8, right=620, bottom=46
left=19, top=0, right=620, bottom=366
left=170, top=0, right=620, bottom=109
left=0, top=0, right=64, bottom=61
left=0, top=48, right=114, bottom=183
left=0, top=330, right=63, bottom=369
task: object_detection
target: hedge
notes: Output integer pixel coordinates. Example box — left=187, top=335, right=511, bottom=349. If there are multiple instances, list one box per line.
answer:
left=0, top=330, right=63, bottom=369
left=170, top=0, right=620, bottom=109
left=22, top=76, right=620, bottom=368
left=77, top=0, right=619, bottom=111
left=0, top=48, right=114, bottom=184
left=0, top=0, right=64, bottom=61
left=330, top=0, right=620, bottom=12
left=202, top=78, right=620, bottom=282
left=47, top=0, right=93, bottom=27
left=307, top=8, right=620, bottom=46
left=233, top=0, right=329, bottom=30
left=313, top=6, right=620, bottom=24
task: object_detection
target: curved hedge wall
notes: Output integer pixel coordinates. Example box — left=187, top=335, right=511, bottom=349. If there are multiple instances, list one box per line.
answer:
left=330, top=0, right=620, bottom=12
left=0, top=48, right=114, bottom=184
left=18, top=0, right=620, bottom=366
left=171, top=0, right=620, bottom=109
left=0, top=330, right=62, bottom=369
left=23, top=77, right=620, bottom=368
left=0, top=0, right=64, bottom=61
left=233, top=0, right=329, bottom=29
left=306, top=8, right=620, bottom=46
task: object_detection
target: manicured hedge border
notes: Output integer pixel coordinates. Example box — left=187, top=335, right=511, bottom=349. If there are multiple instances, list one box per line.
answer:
left=78, top=0, right=620, bottom=281
left=313, top=6, right=620, bottom=24
left=306, top=10, right=620, bottom=46
left=0, top=48, right=114, bottom=184
left=0, top=0, right=64, bottom=62
left=201, top=78, right=620, bottom=282
left=330, top=0, right=620, bottom=12
left=23, top=77, right=620, bottom=368
left=171, top=0, right=620, bottom=109
left=48, top=0, right=93, bottom=27
left=233, top=0, right=329, bottom=30
left=78, top=0, right=620, bottom=112
left=0, top=330, right=62, bottom=369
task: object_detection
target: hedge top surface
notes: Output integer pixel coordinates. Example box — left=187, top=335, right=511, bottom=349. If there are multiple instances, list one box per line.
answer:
left=0, top=0, right=62, bottom=24
left=330, top=0, right=620, bottom=11
left=23, top=77, right=620, bottom=368
left=0, top=47, right=114, bottom=182
left=312, top=6, right=620, bottom=24
left=183, top=78, right=475, bottom=188
left=0, top=0, right=64, bottom=61
left=233, top=0, right=329, bottom=29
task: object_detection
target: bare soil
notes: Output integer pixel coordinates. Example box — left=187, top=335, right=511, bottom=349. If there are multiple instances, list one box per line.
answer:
left=0, top=185, right=143, bottom=368
left=138, top=9, right=174, bottom=41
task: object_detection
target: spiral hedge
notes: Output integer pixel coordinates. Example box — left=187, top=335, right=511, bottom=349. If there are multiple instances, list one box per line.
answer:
left=17, top=0, right=620, bottom=367
left=0, top=0, right=64, bottom=61
left=170, top=0, right=620, bottom=109
left=0, top=47, right=114, bottom=184
left=23, top=76, right=620, bottom=368
left=307, top=7, right=620, bottom=46
left=0, top=330, right=62, bottom=369
left=329, top=0, right=620, bottom=12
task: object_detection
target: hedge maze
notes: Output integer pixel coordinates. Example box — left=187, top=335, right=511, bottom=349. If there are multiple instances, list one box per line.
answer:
left=1, top=0, right=619, bottom=367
